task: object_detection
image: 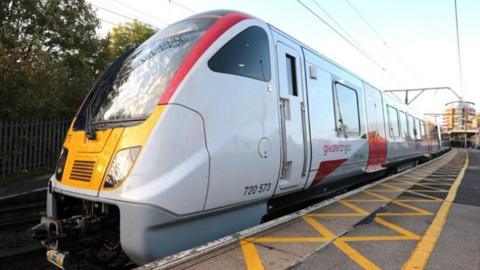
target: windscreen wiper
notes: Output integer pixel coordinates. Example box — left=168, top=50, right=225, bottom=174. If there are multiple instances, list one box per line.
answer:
left=84, top=47, right=136, bottom=140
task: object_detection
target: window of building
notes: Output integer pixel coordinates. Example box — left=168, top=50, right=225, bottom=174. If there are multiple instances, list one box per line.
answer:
left=208, top=26, right=271, bottom=82
left=387, top=105, right=400, bottom=138
left=334, top=83, right=360, bottom=136
left=285, top=54, right=298, bottom=96
left=399, top=111, right=408, bottom=138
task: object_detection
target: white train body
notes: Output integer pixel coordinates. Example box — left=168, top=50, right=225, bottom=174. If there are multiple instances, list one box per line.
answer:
left=36, top=10, right=447, bottom=266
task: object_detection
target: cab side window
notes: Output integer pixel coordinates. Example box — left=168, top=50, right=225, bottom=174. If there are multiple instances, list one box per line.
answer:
left=208, top=26, right=271, bottom=82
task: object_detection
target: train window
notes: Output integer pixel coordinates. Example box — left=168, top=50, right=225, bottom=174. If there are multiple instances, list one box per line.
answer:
left=285, top=54, right=298, bottom=96
left=387, top=105, right=400, bottom=138
left=399, top=111, right=408, bottom=138
left=333, top=83, right=360, bottom=136
left=421, top=121, right=426, bottom=138
left=415, top=118, right=421, bottom=139
left=408, top=114, right=415, bottom=139
left=208, top=26, right=271, bottom=82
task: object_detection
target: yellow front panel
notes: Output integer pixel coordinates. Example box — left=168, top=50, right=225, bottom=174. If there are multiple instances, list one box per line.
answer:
left=58, top=106, right=166, bottom=192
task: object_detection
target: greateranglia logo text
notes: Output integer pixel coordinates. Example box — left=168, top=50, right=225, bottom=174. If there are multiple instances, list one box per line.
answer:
left=323, top=144, right=352, bottom=156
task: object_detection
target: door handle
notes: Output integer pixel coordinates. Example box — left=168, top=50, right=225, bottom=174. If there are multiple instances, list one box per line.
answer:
left=300, top=102, right=308, bottom=177
left=279, top=98, right=289, bottom=180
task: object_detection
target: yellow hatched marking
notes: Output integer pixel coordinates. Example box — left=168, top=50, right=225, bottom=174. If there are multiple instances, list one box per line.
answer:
left=420, top=180, right=453, bottom=185
left=381, top=183, right=443, bottom=201
left=374, top=217, right=420, bottom=239
left=303, top=216, right=335, bottom=238
left=305, top=216, right=381, bottom=270
left=390, top=201, right=432, bottom=215
left=333, top=239, right=381, bottom=270
left=239, top=152, right=463, bottom=270
left=240, top=240, right=264, bottom=270
left=393, top=181, right=448, bottom=192
left=407, top=190, right=448, bottom=193
left=345, top=199, right=386, bottom=202
left=366, top=190, right=433, bottom=216
left=396, top=199, right=441, bottom=203
left=339, top=200, right=370, bottom=215
left=251, top=237, right=328, bottom=243
left=402, top=153, right=469, bottom=270
left=308, top=213, right=367, bottom=217
left=363, top=190, right=393, bottom=200
left=342, top=235, right=413, bottom=241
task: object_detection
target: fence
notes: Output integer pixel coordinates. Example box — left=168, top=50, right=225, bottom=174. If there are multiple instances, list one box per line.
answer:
left=0, top=118, right=71, bottom=178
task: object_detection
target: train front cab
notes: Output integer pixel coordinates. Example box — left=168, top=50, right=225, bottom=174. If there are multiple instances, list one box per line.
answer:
left=34, top=11, right=279, bottom=266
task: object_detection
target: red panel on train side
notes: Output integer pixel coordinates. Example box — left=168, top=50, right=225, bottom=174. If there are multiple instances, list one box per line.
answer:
left=364, top=85, right=387, bottom=172
left=310, top=159, right=348, bottom=187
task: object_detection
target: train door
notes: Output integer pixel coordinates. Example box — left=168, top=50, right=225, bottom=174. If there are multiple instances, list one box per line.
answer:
left=364, top=84, right=387, bottom=172
left=274, top=42, right=310, bottom=194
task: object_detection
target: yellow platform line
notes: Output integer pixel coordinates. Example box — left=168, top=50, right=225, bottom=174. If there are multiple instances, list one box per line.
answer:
left=240, top=240, right=264, bottom=270
left=402, top=152, right=469, bottom=270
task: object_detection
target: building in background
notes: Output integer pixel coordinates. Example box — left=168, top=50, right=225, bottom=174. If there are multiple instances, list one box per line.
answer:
left=442, top=101, right=479, bottom=148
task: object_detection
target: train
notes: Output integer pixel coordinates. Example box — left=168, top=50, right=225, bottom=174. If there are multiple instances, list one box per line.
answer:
left=32, top=10, right=449, bottom=268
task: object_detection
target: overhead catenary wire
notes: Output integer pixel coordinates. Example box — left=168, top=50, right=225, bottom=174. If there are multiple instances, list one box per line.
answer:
left=99, top=18, right=149, bottom=35
left=344, top=0, right=422, bottom=82
left=297, top=0, right=406, bottom=87
left=454, top=0, right=464, bottom=97
left=310, top=0, right=380, bottom=70
left=114, top=0, right=170, bottom=27
left=92, top=3, right=161, bottom=30
left=169, top=0, right=197, bottom=14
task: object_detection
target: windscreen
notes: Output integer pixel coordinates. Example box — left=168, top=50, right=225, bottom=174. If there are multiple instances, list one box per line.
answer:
left=92, top=16, right=219, bottom=124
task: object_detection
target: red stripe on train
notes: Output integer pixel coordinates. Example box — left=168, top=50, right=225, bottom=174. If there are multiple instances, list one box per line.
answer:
left=310, top=159, right=348, bottom=187
left=158, top=12, right=252, bottom=104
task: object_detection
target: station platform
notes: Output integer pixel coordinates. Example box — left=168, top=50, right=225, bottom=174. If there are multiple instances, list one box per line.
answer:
left=139, top=149, right=479, bottom=270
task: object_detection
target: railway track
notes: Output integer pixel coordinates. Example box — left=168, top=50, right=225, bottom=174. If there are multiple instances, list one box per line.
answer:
left=0, top=200, right=45, bottom=231
left=0, top=190, right=50, bottom=269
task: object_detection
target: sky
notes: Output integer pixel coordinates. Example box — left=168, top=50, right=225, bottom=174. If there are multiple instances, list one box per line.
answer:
left=89, top=0, right=480, bottom=117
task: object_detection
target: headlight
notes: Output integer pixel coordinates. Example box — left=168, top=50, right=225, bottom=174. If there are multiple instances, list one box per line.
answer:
left=103, top=146, right=141, bottom=189
left=55, top=147, right=68, bottom=181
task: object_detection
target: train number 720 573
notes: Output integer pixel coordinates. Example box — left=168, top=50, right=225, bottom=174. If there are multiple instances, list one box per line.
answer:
left=243, top=183, right=271, bottom=196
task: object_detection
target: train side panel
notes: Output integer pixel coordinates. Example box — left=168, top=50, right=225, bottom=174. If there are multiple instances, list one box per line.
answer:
left=173, top=19, right=282, bottom=210
left=302, top=48, right=369, bottom=189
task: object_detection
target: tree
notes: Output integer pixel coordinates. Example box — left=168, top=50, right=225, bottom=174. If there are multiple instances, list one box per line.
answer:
left=0, top=0, right=108, bottom=119
left=0, top=1, right=156, bottom=119
left=105, top=19, right=156, bottom=62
